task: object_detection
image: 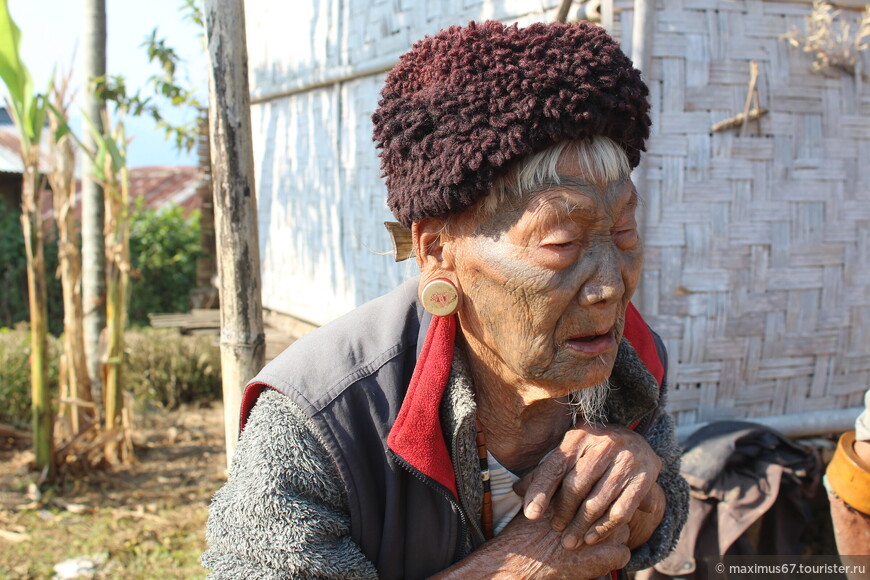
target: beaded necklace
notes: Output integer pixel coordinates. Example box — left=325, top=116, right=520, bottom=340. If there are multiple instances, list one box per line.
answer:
left=475, top=418, right=494, bottom=540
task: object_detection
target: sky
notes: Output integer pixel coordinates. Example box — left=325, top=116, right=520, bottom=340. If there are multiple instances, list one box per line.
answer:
left=6, top=0, right=207, bottom=167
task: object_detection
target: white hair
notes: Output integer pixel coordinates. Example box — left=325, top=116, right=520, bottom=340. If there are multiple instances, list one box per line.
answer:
left=569, top=379, right=612, bottom=426
left=483, top=136, right=631, bottom=216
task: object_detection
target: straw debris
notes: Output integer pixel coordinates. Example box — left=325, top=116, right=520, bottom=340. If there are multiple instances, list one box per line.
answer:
left=782, top=0, right=870, bottom=77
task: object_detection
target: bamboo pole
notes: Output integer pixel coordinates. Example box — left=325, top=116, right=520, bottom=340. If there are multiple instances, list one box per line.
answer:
left=193, top=112, right=218, bottom=309
left=556, top=0, right=575, bottom=22
left=203, top=0, right=266, bottom=468
left=676, top=406, right=864, bottom=442
left=631, top=0, right=656, bottom=316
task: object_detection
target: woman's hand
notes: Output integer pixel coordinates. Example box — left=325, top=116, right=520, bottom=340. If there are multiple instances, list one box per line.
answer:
left=431, top=511, right=631, bottom=580
left=513, top=423, right=663, bottom=550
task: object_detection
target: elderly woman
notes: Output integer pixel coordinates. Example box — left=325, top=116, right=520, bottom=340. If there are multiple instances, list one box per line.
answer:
left=203, top=20, right=688, bottom=580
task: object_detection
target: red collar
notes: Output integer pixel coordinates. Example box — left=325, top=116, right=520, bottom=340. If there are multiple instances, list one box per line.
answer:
left=623, top=302, right=664, bottom=385
left=386, top=314, right=459, bottom=497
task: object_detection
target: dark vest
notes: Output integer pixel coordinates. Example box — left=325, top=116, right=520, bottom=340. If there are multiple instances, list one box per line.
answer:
left=240, top=278, right=666, bottom=580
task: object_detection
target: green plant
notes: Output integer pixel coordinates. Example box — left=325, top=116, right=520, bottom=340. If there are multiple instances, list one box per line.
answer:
left=0, top=328, right=61, bottom=428
left=0, top=201, right=64, bottom=334
left=93, top=10, right=204, bottom=154
left=124, top=328, right=221, bottom=409
left=0, top=200, right=28, bottom=328
left=128, top=199, right=201, bottom=325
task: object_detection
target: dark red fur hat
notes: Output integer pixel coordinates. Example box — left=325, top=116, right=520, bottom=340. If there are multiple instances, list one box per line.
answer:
left=372, top=20, right=650, bottom=227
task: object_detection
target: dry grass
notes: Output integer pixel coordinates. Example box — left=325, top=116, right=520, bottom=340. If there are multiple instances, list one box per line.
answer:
left=782, top=0, right=870, bottom=77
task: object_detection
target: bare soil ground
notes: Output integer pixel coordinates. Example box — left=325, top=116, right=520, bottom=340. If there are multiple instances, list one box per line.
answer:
left=0, top=402, right=226, bottom=579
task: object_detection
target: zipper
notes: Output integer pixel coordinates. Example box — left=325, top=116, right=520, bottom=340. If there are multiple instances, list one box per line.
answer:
left=388, top=449, right=472, bottom=560
left=450, top=422, right=487, bottom=547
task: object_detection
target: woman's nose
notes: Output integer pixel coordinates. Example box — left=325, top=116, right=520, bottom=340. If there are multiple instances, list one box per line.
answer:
left=578, top=252, right=625, bottom=306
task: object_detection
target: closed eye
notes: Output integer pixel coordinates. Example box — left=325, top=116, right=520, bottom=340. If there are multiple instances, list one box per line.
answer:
left=612, top=198, right=639, bottom=250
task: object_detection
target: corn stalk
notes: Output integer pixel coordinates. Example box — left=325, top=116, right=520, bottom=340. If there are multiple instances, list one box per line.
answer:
left=0, top=0, right=53, bottom=476
left=83, top=112, right=133, bottom=464
left=48, top=76, right=95, bottom=439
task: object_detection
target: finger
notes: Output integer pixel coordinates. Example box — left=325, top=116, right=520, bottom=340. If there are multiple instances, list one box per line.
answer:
left=637, top=483, right=662, bottom=513
left=548, top=455, right=609, bottom=532
left=611, top=522, right=631, bottom=546
left=583, top=473, right=654, bottom=545
left=584, top=525, right=632, bottom=575
left=626, top=509, right=660, bottom=549
left=520, top=451, right=571, bottom=520
left=559, top=470, right=626, bottom=549
left=637, top=487, right=655, bottom=512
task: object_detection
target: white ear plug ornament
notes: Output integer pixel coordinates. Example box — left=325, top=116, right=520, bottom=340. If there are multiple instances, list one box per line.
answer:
left=421, top=278, right=460, bottom=317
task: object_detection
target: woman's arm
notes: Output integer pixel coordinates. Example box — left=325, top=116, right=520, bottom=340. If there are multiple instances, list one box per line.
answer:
left=202, top=389, right=378, bottom=580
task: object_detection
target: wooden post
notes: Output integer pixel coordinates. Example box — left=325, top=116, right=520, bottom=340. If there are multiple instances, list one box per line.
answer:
left=203, top=0, right=265, bottom=468
left=631, top=0, right=656, bottom=316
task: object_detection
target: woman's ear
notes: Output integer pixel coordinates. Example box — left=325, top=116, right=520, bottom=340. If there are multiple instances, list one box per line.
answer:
left=412, top=218, right=451, bottom=273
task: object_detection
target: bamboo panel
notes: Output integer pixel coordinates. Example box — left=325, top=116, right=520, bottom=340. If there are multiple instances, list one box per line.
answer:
left=658, top=9, right=707, bottom=32
left=841, top=117, right=870, bottom=139
left=706, top=338, right=750, bottom=359
left=647, top=135, right=690, bottom=156
left=731, top=139, right=775, bottom=159
left=686, top=86, right=730, bottom=110
left=644, top=226, right=687, bottom=246
left=634, top=0, right=869, bottom=424
left=788, top=243, right=845, bottom=267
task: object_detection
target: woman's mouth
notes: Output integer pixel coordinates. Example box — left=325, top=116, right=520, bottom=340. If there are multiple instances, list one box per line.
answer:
left=564, top=328, right=616, bottom=355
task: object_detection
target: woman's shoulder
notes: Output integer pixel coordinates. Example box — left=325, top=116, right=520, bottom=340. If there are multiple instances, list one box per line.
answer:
left=251, top=277, right=424, bottom=414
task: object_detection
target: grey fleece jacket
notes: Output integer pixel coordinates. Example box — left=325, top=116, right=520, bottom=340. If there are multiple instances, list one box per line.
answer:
left=203, top=341, right=688, bottom=579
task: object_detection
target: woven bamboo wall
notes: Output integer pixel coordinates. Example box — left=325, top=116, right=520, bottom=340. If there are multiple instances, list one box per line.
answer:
left=618, top=0, right=870, bottom=425
left=245, top=0, right=869, bottom=424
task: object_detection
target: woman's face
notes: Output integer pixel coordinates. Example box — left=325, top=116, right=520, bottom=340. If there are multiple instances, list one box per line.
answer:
left=445, top=157, right=643, bottom=398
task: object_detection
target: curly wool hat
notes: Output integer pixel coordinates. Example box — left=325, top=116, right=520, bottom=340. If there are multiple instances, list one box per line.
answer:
left=373, top=20, right=651, bottom=228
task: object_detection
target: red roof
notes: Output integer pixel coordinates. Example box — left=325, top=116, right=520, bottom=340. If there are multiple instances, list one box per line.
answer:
left=39, top=165, right=202, bottom=223
left=129, top=166, right=201, bottom=214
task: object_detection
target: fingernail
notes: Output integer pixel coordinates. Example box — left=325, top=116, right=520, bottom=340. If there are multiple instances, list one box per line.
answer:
left=525, top=502, right=542, bottom=519
left=562, top=534, right=578, bottom=549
